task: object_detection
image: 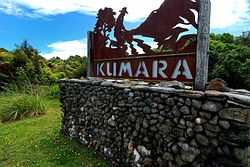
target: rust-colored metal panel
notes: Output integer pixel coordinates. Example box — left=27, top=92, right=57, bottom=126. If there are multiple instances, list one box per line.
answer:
left=91, top=0, right=200, bottom=82
left=93, top=53, right=196, bottom=83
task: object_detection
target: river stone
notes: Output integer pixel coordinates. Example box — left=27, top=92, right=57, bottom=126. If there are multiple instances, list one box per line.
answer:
left=199, top=112, right=212, bottom=119
left=202, top=100, right=223, bottom=112
left=178, top=142, right=200, bottom=163
left=143, top=118, right=149, bottom=128
left=196, top=134, right=209, bottom=146
left=205, top=130, right=217, bottom=138
left=138, top=102, right=146, bottom=107
left=195, top=118, right=207, bottom=124
left=159, top=125, right=171, bottom=133
left=158, top=104, right=165, bottom=110
left=171, top=144, right=179, bottom=154
left=107, top=116, right=116, bottom=127
left=150, top=102, right=158, bottom=108
left=230, top=121, right=250, bottom=130
left=183, top=115, right=193, bottom=121
left=176, top=154, right=186, bottom=166
left=219, top=130, right=250, bottom=147
left=209, top=115, right=219, bottom=125
left=186, top=121, right=195, bottom=128
left=194, top=125, right=203, bottom=132
left=101, top=81, right=114, bottom=87
left=225, top=93, right=250, bottom=105
left=218, top=108, right=249, bottom=123
left=219, top=120, right=230, bottom=129
left=185, top=98, right=192, bottom=106
left=191, top=108, right=198, bottom=117
left=143, top=157, right=154, bottom=167
left=210, top=138, right=219, bottom=147
left=149, top=119, right=158, bottom=125
left=180, top=106, right=190, bottom=115
left=204, top=123, right=221, bottom=133
left=232, top=148, right=247, bottom=160
left=128, top=114, right=136, bottom=123
left=172, top=106, right=181, bottom=117
left=143, top=106, right=151, bottom=114
left=187, top=127, right=194, bottom=137
left=179, top=98, right=185, bottom=103
left=162, top=152, right=174, bottom=161
left=165, top=98, right=175, bottom=106
left=159, top=80, right=185, bottom=89
left=192, top=100, right=202, bottom=110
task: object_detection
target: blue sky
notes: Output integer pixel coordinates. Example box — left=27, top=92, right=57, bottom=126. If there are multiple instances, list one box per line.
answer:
left=0, top=0, right=249, bottom=59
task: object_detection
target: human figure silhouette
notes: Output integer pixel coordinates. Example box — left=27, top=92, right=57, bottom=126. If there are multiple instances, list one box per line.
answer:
left=114, top=7, right=128, bottom=52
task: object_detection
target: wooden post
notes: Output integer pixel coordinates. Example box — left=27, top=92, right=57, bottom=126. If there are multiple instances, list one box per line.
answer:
left=87, top=31, right=93, bottom=78
left=195, top=0, right=211, bottom=91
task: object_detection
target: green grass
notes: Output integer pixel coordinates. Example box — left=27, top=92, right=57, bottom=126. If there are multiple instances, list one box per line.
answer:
left=0, top=98, right=111, bottom=167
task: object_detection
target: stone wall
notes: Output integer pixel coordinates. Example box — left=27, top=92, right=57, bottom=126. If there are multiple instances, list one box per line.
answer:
left=59, top=79, right=250, bottom=167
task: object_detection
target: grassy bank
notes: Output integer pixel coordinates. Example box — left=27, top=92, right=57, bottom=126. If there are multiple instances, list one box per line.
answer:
left=0, top=89, right=110, bottom=167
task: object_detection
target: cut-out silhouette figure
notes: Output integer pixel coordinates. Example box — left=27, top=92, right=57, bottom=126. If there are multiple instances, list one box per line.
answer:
left=114, top=7, right=128, bottom=53
left=93, top=0, right=199, bottom=58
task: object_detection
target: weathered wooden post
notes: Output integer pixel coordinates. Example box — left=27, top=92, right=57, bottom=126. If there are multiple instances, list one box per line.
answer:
left=87, top=31, right=93, bottom=78
left=195, top=0, right=211, bottom=90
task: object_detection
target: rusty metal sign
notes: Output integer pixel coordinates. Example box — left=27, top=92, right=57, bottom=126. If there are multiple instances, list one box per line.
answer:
left=88, top=0, right=210, bottom=85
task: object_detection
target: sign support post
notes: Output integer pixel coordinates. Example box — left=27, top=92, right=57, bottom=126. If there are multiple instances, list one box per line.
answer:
left=87, top=31, right=93, bottom=78
left=195, top=0, right=211, bottom=90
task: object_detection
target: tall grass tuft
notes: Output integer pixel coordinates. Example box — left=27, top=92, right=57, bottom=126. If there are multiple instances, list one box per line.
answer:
left=0, top=93, right=47, bottom=122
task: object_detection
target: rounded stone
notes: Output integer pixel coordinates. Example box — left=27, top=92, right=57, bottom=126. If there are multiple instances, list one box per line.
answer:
left=186, top=128, right=194, bottom=137
left=209, top=115, right=218, bottom=125
left=202, top=101, right=223, bottom=112
left=185, top=98, right=192, bottom=106
left=219, top=121, right=230, bottom=129
left=165, top=98, right=175, bottom=106
left=150, top=102, right=158, bottom=108
left=199, top=112, right=212, bottom=120
left=180, top=106, right=190, bottom=115
left=163, top=152, right=174, bottom=161
left=192, top=99, right=202, bottom=110
left=196, top=134, right=209, bottom=146
left=233, top=148, right=248, bottom=160
left=143, top=106, right=151, bottom=114
left=143, top=119, right=149, bottom=128
left=149, top=119, right=158, bottom=125
left=194, top=125, right=203, bottom=132
left=143, top=157, right=154, bottom=167
left=128, top=114, right=136, bottom=123
left=195, top=118, right=207, bottom=124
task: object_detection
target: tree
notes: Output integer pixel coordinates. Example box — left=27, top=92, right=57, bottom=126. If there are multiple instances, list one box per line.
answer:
left=209, top=33, right=250, bottom=90
left=235, top=31, right=250, bottom=47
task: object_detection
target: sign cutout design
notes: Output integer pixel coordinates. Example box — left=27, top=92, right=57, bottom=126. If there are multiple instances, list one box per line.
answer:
left=89, top=0, right=204, bottom=83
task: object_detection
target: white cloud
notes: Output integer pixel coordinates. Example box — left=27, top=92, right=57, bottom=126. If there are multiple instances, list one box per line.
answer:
left=211, top=0, right=249, bottom=29
left=41, top=39, right=87, bottom=59
left=1, top=0, right=249, bottom=29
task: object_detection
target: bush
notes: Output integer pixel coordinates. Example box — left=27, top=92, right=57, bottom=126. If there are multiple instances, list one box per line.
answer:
left=209, top=37, right=250, bottom=90
left=0, top=93, right=47, bottom=122
left=41, top=85, right=60, bottom=99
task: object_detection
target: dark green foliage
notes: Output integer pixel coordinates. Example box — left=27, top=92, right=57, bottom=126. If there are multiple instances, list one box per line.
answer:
left=0, top=40, right=87, bottom=89
left=209, top=33, right=250, bottom=90
left=235, top=31, right=250, bottom=47
left=210, top=33, right=235, bottom=44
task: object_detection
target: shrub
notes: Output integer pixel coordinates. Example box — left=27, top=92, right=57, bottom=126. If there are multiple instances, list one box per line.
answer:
left=0, top=93, right=47, bottom=122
